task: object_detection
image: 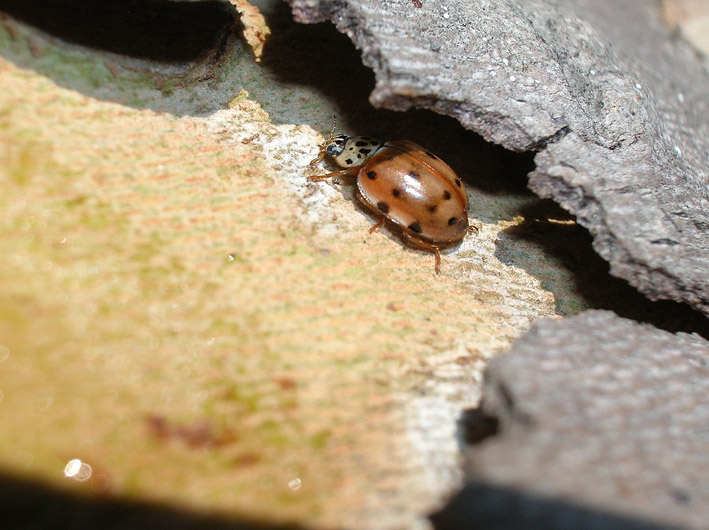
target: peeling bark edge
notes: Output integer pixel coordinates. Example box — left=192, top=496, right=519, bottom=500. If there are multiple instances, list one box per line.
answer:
left=289, top=0, right=571, bottom=152
left=529, top=161, right=709, bottom=314
left=286, top=0, right=709, bottom=318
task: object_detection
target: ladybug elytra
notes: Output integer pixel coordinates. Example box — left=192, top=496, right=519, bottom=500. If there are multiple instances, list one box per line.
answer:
left=309, top=125, right=475, bottom=273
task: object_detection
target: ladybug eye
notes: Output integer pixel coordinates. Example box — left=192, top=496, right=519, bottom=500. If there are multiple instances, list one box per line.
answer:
left=326, top=143, right=344, bottom=157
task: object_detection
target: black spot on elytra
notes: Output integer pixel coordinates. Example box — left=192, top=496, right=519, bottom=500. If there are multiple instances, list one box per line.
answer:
left=355, top=141, right=367, bottom=146
left=448, top=217, right=457, bottom=226
left=428, top=205, right=437, bottom=213
left=408, top=171, right=420, bottom=180
left=443, top=190, right=452, bottom=200
left=387, top=155, right=395, bottom=161
left=357, top=153, right=362, bottom=159
left=359, top=148, right=371, bottom=156
left=377, top=202, right=390, bottom=213
left=345, top=159, right=353, bottom=165
left=366, top=171, right=377, bottom=179
left=392, top=188, right=401, bottom=197
left=455, top=179, right=462, bottom=187
left=425, top=150, right=438, bottom=159
left=408, top=221, right=422, bottom=233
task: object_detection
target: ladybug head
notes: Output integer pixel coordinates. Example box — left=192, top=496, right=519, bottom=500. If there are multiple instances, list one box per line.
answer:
left=327, top=135, right=383, bottom=168
left=325, top=134, right=348, bottom=158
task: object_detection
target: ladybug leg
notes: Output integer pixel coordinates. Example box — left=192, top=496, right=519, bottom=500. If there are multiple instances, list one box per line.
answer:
left=368, top=217, right=386, bottom=234
left=309, top=150, right=325, bottom=166
left=307, top=168, right=357, bottom=182
left=352, top=188, right=386, bottom=233
left=400, top=230, right=442, bottom=274
left=353, top=188, right=387, bottom=234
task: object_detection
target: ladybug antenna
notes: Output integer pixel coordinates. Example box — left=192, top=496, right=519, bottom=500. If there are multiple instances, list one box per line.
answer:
left=310, top=114, right=338, bottom=167
left=328, top=114, right=337, bottom=143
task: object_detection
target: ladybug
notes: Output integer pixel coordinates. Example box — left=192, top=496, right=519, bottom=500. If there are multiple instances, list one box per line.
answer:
left=309, top=128, right=475, bottom=273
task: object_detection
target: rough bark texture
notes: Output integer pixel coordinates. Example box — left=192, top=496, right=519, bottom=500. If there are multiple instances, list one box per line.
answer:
left=433, top=310, right=709, bottom=530
left=286, top=0, right=709, bottom=317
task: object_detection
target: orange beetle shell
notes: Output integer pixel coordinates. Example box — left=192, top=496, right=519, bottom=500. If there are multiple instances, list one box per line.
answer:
left=355, top=141, right=469, bottom=245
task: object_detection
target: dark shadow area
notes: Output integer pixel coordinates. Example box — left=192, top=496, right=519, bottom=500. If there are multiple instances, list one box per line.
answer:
left=0, top=0, right=535, bottom=192
left=0, top=470, right=305, bottom=530
left=258, top=1, right=536, bottom=194
left=0, top=0, right=540, bottom=196
left=496, top=200, right=709, bottom=338
left=458, top=408, right=499, bottom=445
left=0, top=0, right=236, bottom=62
left=430, top=480, right=687, bottom=530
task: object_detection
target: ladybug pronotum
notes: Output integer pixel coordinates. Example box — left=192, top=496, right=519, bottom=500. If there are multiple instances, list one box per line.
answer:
left=309, top=129, right=475, bottom=273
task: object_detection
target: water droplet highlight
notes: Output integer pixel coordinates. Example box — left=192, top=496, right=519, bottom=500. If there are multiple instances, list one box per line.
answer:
left=64, top=459, right=92, bottom=481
